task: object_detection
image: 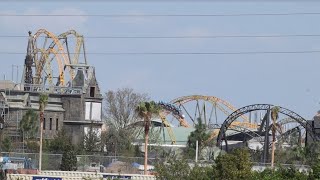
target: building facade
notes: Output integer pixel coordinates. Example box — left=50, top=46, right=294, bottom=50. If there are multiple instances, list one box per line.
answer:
left=0, top=69, right=103, bottom=149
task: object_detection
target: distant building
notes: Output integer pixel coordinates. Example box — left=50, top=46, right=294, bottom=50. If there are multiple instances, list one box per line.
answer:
left=0, top=69, right=103, bottom=149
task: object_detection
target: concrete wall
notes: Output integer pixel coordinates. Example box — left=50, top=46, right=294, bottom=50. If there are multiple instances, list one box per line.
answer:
left=61, top=95, right=84, bottom=122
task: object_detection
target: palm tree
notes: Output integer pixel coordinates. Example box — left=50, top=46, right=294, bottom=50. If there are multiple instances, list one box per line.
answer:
left=135, top=101, right=161, bottom=175
left=270, top=106, right=280, bottom=168
left=38, top=93, right=48, bottom=172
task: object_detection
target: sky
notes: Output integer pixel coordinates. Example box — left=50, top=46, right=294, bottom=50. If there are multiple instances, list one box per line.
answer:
left=1, top=1, right=320, bottom=120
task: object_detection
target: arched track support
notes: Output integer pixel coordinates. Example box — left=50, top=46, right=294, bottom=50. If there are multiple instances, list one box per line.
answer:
left=170, top=95, right=257, bottom=129
left=216, top=104, right=316, bottom=148
left=48, top=30, right=86, bottom=79
left=32, top=29, right=69, bottom=83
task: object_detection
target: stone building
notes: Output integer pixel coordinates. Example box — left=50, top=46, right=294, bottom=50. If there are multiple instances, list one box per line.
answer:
left=0, top=69, right=103, bottom=149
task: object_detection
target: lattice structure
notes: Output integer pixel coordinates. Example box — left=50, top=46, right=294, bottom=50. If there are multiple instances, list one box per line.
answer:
left=22, top=29, right=91, bottom=94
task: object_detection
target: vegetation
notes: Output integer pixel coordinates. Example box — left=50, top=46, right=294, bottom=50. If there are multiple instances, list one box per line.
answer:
left=1, top=136, right=12, bottom=152
left=46, top=129, right=72, bottom=153
left=104, top=88, right=149, bottom=130
left=83, top=123, right=102, bottom=153
left=136, top=101, right=161, bottom=175
left=104, top=126, right=139, bottom=156
left=156, top=148, right=315, bottom=180
left=212, top=148, right=252, bottom=179
left=20, top=109, right=39, bottom=152
left=60, top=144, right=77, bottom=171
left=185, top=118, right=210, bottom=159
left=20, top=109, right=38, bottom=140
left=103, top=88, right=149, bottom=156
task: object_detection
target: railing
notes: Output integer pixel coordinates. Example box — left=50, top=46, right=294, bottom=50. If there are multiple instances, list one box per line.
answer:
left=8, top=172, right=156, bottom=180
left=23, top=84, right=83, bottom=95
left=0, top=152, right=158, bottom=173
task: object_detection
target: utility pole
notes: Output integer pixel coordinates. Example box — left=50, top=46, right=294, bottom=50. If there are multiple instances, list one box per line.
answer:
left=195, top=140, right=198, bottom=163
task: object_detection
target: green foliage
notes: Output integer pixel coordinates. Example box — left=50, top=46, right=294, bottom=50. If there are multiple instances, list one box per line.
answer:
left=185, top=118, right=210, bottom=159
left=305, top=142, right=320, bottom=166
left=155, top=148, right=313, bottom=180
left=251, top=166, right=309, bottom=180
left=213, top=148, right=252, bottom=180
left=1, top=136, right=12, bottom=152
left=135, top=101, right=161, bottom=120
left=83, top=123, right=101, bottom=153
left=155, top=155, right=213, bottom=180
left=39, top=93, right=48, bottom=112
left=26, top=140, right=39, bottom=153
left=104, top=126, right=136, bottom=156
left=60, top=144, right=77, bottom=171
left=47, top=130, right=72, bottom=153
left=155, top=158, right=191, bottom=180
left=310, top=159, right=320, bottom=179
left=20, top=109, right=38, bottom=140
left=188, top=164, right=213, bottom=180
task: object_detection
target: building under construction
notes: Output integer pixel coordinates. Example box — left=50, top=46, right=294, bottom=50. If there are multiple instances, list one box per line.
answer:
left=0, top=29, right=103, bottom=150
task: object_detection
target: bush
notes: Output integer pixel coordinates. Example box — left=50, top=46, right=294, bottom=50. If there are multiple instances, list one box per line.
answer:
left=60, top=145, right=77, bottom=171
left=213, top=148, right=252, bottom=180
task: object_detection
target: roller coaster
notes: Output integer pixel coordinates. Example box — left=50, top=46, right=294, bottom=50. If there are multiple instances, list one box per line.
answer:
left=23, top=29, right=92, bottom=93
left=159, top=96, right=314, bottom=161
left=20, top=29, right=315, bottom=161
left=158, top=95, right=259, bottom=144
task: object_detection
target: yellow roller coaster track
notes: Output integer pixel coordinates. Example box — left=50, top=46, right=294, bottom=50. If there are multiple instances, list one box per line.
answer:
left=34, top=48, right=65, bottom=86
left=32, top=29, right=87, bottom=86
left=169, top=95, right=258, bottom=142
left=171, top=95, right=250, bottom=123
left=159, top=112, right=177, bottom=144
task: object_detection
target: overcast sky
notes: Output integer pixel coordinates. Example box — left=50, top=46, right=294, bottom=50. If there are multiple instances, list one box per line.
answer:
left=1, top=1, right=320, bottom=120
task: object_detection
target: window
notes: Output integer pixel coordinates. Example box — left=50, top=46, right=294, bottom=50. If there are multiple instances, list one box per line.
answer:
left=90, top=87, right=95, bottom=97
left=85, top=102, right=102, bottom=121
left=56, top=118, right=59, bottom=130
left=43, top=118, right=46, bottom=130
left=49, top=118, right=52, bottom=130
left=91, top=102, right=102, bottom=120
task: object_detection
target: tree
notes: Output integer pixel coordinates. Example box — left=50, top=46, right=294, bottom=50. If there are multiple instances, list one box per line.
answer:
left=135, top=101, right=161, bottom=175
left=155, top=157, right=191, bottom=180
left=213, top=148, right=252, bottom=180
left=48, top=130, right=72, bottom=153
left=20, top=109, right=38, bottom=152
left=1, top=136, right=12, bottom=152
left=60, top=144, right=77, bottom=171
left=270, top=106, right=280, bottom=168
left=103, top=88, right=149, bottom=156
left=20, top=109, right=38, bottom=139
left=104, top=126, right=137, bottom=156
left=185, top=118, right=210, bottom=159
left=155, top=155, right=213, bottom=180
left=38, top=93, right=48, bottom=172
left=104, top=88, right=149, bottom=130
left=83, top=123, right=101, bottom=153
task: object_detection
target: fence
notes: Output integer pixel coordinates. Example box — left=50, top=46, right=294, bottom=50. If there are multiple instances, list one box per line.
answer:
left=0, top=152, right=159, bottom=173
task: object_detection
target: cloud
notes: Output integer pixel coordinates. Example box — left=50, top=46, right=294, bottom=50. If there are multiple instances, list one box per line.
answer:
left=0, top=8, right=88, bottom=34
